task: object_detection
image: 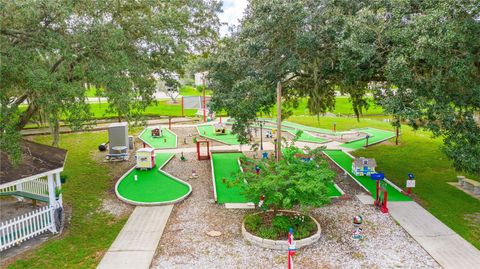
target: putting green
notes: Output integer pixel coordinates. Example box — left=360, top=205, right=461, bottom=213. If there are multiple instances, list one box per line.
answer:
left=286, top=129, right=328, bottom=143
left=340, top=128, right=395, bottom=149
left=212, top=152, right=342, bottom=203
left=116, top=153, right=191, bottom=204
left=323, top=150, right=411, bottom=201
left=211, top=152, right=249, bottom=203
left=197, top=125, right=240, bottom=145
left=139, top=127, right=177, bottom=149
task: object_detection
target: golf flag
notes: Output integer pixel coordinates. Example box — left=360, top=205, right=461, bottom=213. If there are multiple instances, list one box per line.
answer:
left=288, top=228, right=296, bottom=269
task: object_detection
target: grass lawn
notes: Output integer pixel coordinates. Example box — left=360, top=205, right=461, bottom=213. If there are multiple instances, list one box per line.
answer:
left=116, top=154, right=190, bottom=203
left=89, top=101, right=197, bottom=118
left=288, top=115, right=480, bottom=250
left=179, top=85, right=212, bottom=96
left=267, top=96, right=384, bottom=117
left=8, top=131, right=128, bottom=269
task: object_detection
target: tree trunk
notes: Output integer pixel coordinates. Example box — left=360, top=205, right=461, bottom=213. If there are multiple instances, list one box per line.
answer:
left=15, top=102, right=38, bottom=131
left=50, top=120, right=60, bottom=147
left=276, top=81, right=282, bottom=162
left=395, top=126, right=399, bottom=145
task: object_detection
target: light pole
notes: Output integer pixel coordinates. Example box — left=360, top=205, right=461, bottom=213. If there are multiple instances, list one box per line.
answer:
left=260, top=120, right=264, bottom=150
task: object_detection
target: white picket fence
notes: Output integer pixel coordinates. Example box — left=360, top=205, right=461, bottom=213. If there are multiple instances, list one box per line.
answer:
left=0, top=205, right=55, bottom=251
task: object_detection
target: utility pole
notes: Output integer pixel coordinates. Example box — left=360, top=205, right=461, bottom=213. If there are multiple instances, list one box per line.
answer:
left=202, top=74, right=206, bottom=123
left=276, top=81, right=282, bottom=162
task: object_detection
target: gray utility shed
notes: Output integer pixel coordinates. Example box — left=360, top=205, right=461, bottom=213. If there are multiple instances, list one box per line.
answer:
left=108, top=122, right=129, bottom=154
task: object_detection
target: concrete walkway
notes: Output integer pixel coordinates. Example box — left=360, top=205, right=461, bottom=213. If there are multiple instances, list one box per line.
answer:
left=389, top=202, right=480, bottom=269
left=97, top=205, right=173, bottom=269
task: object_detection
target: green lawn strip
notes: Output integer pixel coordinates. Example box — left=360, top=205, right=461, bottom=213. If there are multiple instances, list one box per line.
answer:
left=116, top=154, right=190, bottom=203
left=267, top=97, right=384, bottom=116
left=287, top=130, right=329, bottom=143
left=196, top=125, right=240, bottom=145
left=179, top=85, right=212, bottom=96
left=322, top=150, right=412, bottom=201
left=138, top=127, right=177, bottom=149
left=341, top=128, right=395, bottom=149
left=8, top=132, right=128, bottom=269
left=211, top=153, right=249, bottom=203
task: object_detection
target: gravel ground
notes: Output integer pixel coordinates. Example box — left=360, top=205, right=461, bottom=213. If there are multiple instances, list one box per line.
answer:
left=171, top=126, right=202, bottom=149
left=152, top=152, right=440, bottom=269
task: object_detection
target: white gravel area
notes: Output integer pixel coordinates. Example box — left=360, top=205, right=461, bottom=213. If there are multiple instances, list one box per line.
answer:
left=151, top=151, right=440, bottom=269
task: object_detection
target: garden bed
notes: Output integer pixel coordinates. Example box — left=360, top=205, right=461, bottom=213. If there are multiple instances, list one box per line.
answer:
left=242, top=210, right=321, bottom=250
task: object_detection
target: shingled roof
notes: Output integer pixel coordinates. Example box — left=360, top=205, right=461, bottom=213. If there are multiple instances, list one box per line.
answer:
left=353, top=157, right=376, bottom=168
left=0, top=140, right=67, bottom=185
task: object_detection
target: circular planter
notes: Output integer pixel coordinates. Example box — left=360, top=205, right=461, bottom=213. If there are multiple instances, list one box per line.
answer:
left=241, top=210, right=321, bottom=250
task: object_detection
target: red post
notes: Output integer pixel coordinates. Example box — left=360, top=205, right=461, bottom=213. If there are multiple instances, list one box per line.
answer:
left=407, top=187, right=412, bottom=194
left=381, top=191, right=389, bottom=213
left=220, top=116, right=222, bottom=124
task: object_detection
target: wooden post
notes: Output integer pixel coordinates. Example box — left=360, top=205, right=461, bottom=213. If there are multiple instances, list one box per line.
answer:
left=169, top=116, right=172, bottom=130
left=181, top=96, right=184, bottom=117
left=276, top=81, right=282, bottom=162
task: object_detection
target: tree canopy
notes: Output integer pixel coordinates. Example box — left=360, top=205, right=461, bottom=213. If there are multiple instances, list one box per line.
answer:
left=207, top=0, right=480, bottom=175
left=1, top=0, right=220, bottom=163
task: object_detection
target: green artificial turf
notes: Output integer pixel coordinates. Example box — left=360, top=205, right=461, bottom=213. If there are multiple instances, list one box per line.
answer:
left=197, top=125, right=241, bottom=145
left=327, top=183, right=342, bottom=197
left=323, top=150, right=412, bottom=201
left=116, top=153, right=190, bottom=203
left=286, top=129, right=329, bottom=143
left=211, top=153, right=249, bottom=203
left=139, top=127, right=177, bottom=149
left=341, top=128, right=395, bottom=149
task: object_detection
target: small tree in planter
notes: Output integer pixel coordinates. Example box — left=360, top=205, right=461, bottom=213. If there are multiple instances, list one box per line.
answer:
left=238, top=143, right=336, bottom=239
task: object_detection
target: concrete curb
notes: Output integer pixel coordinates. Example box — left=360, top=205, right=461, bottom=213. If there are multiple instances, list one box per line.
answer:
left=241, top=210, right=321, bottom=250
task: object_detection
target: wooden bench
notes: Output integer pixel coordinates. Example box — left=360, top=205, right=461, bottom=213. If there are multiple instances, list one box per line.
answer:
left=0, top=191, right=50, bottom=203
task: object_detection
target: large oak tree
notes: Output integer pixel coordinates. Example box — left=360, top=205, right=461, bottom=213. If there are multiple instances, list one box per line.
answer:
left=207, top=0, right=480, bottom=175
left=1, top=0, right=220, bottom=163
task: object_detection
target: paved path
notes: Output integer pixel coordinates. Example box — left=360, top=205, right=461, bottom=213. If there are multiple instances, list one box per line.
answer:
left=389, top=202, right=480, bottom=269
left=97, top=205, right=173, bottom=269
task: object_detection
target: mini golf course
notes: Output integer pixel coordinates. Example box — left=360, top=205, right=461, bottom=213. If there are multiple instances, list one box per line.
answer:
left=211, top=152, right=343, bottom=204
left=116, top=153, right=191, bottom=205
left=139, top=127, right=177, bottom=149
left=197, top=124, right=240, bottom=145
left=323, top=150, right=411, bottom=201
left=340, top=128, right=395, bottom=149
left=211, top=152, right=249, bottom=203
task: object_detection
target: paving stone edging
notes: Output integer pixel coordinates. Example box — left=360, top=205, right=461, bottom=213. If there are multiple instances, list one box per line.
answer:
left=241, top=210, right=321, bottom=250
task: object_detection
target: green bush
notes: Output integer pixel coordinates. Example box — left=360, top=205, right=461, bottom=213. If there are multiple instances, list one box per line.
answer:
left=244, top=214, right=262, bottom=232
left=272, top=215, right=291, bottom=233
left=257, top=226, right=278, bottom=239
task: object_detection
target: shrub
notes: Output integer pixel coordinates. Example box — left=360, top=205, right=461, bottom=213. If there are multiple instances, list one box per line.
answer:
left=257, top=226, right=278, bottom=239
left=244, top=214, right=262, bottom=232
left=272, top=215, right=291, bottom=233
